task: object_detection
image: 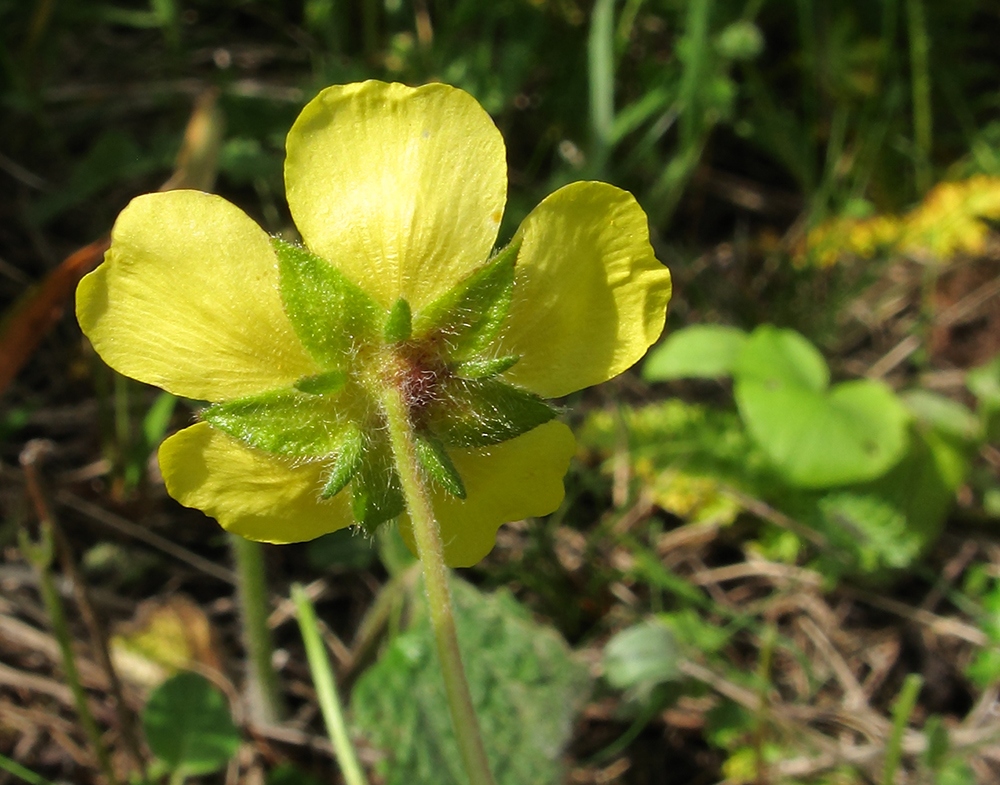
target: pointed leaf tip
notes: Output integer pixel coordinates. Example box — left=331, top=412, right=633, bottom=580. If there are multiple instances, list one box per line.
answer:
left=414, top=433, right=466, bottom=498
left=385, top=298, right=413, bottom=343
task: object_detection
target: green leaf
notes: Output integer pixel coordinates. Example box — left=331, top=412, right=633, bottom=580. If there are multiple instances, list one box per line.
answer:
left=733, top=325, right=829, bottom=391
left=424, top=377, right=558, bottom=448
left=967, top=353, right=1000, bottom=409
left=142, top=391, right=178, bottom=450
left=306, top=529, right=376, bottom=571
left=414, top=433, right=466, bottom=498
left=967, top=647, right=1000, bottom=688
left=203, top=389, right=348, bottom=456
left=732, top=327, right=910, bottom=488
left=413, top=241, right=519, bottom=360
left=642, top=325, right=748, bottom=381
left=736, top=376, right=911, bottom=487
left=901, top=389, right=980, bottom=442
left=815, top=492, right=916, bottom=573
left=143, top=672, right=240, bottom=776
left=352, top=576, right=590, bottom=785
left=922, top=715, right=950, bottom=771
left=267, top=763, right=327, bottom=785
left=385, top=298, right=413, bottom=343
left=603, top=619, right=679, bottom=702
left=274, top=238, right=382, bottom=367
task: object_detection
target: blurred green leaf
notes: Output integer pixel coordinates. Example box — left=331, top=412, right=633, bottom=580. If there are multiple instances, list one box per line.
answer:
left=143, top=672, right=240, bottom=777
left=734, top=326, right=828, bottom=392
left=715, top=21, right=764, bottom=62
left=734, top=327, right=910, bottom=488
left=267, top=763, right=326, bottom=785
left=643, top=325, right=748, bottom=381
left=142, top=391, right=177, bottom=451
left=30, top=130, right=159, bottom=225
left=307, top=528, right=376, bottom=571
left=603, top=619, right=679, bottom=702
left=352, top=577, right=589, bottom=785
left=901, top=389, right=980, bottom=442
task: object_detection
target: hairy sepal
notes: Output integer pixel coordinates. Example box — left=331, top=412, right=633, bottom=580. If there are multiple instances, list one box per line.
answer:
left=414, top=432, right=466, bottom=498
left=423, top=377, right=559, bottom=448
left=412, top=240, right=519, bottom=360
left=350, top=431, right=406, bottom=531
left=202, top=390, right=350, bottom=456
left=274, top=238, right=382, bottom=367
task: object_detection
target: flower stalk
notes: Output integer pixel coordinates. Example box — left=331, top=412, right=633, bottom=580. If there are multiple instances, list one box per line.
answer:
left=379, top=382, right=497, bottom=785
left=231, top=535, right=285, bottom=726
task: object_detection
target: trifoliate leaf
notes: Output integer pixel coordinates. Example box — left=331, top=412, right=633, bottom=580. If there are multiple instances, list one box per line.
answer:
left=413, top=432, right=466, bottom=498
left=203, top=390, right=349, bottom=456
left=413, top=240, right=519, bottom=360
left=424, top=377, right=558, bottom=448
left=385, top=298, right=413, bottom=343
left=274, top=238, right=381, bottom=367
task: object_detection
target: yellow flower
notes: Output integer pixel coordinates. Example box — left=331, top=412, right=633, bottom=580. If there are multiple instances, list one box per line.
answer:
left=76, top=81, right=672, bottom=567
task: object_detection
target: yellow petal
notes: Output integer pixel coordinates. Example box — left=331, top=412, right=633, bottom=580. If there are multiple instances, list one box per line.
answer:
left=159, top=423, right=353, bottom=543
left=284, top=81, right=506, bottom=310
left=77, top=191, right=320, bottom=401
left=499, top=182, right=672, bottom=398
left=398, top=421, right=576, bottom=567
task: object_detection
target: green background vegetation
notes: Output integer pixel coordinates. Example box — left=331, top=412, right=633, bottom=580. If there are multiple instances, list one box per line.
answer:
left=4, top=0, right=1000, bottom=783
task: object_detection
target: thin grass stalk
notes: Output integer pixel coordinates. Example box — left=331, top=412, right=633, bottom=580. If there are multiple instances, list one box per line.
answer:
left=19, top=523, right=120, bottom=785
left=21, top=440, right=145, bottom=774
left=0, top=752, right=58, bottom=785
left=292, top=584, right=369, bottom=785
left=884, top=673, right=923, bottom=785
left=588, top=0, right=616, bottom=172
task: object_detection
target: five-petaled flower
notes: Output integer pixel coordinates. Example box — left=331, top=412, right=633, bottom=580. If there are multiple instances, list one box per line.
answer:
left=76, top=81, right=672, bottom=567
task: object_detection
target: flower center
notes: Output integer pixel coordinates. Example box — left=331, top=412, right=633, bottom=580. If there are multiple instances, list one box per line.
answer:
left=200, top=238, right=558, bottom=534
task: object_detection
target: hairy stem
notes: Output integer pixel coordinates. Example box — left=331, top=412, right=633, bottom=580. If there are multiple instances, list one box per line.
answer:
left=231, top=535, right=285, bottom=726
left=380, top=384, right=497, bottom=785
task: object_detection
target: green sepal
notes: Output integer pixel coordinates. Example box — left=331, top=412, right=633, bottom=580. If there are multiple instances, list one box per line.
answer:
left=350, top=431, right=406, bottom=532
left=295, top=370, right=348, bottom=395
left=413, top=240, right=520, bottom=361
left=321, top=425, right=364, bottom=499
left=423, top=377, right=559, bottom=448
left=274, top=238, right=382, bottom=367
left=385, top=298, right=413, bottom=343
left=202, top=390, right=348, bottom=456
left=451, top=354, right=519, bottom=380
left=414, top=432, right=466, bottom=498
